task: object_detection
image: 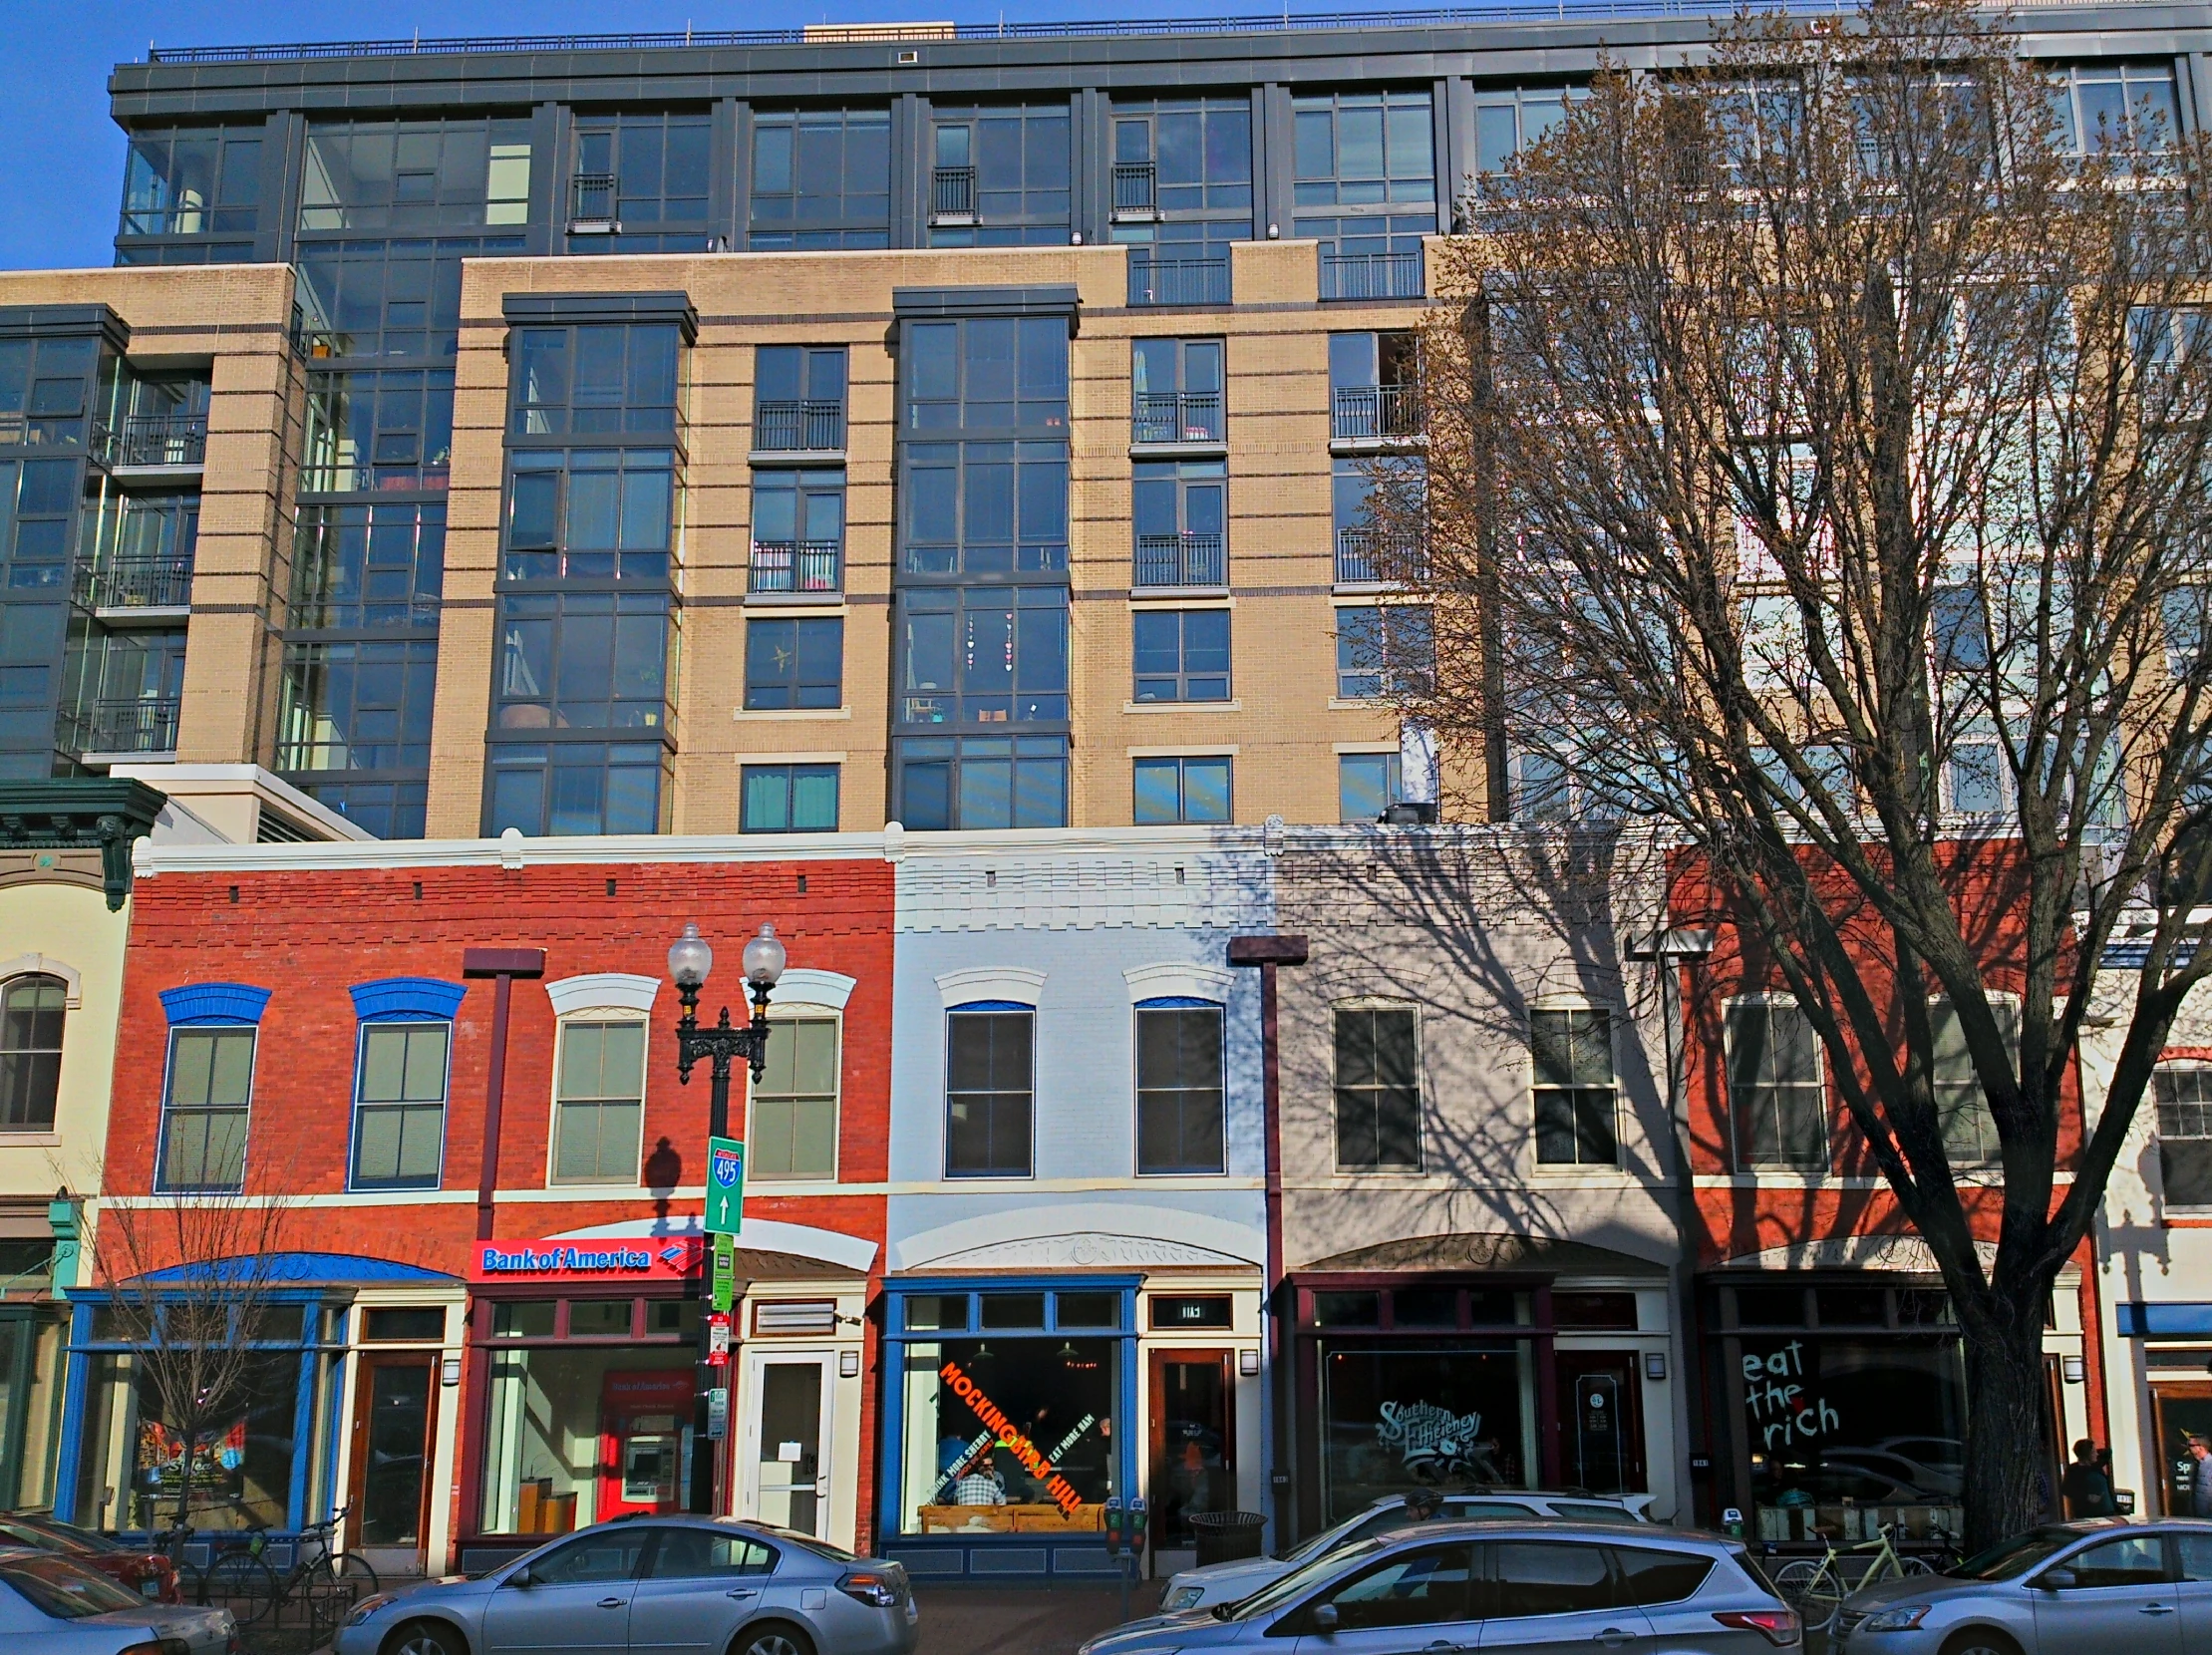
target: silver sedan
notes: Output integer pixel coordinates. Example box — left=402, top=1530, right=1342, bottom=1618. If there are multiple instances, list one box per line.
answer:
left=0, top=1546, right=238, bottom=1655
left=1834, top=1518, right=2212, bottom=1655
left=335, top=1516, right=917, bottom=1655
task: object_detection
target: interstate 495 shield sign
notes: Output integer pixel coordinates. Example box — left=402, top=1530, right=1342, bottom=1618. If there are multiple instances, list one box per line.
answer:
left=706, top=1136, right=745, bottom=1235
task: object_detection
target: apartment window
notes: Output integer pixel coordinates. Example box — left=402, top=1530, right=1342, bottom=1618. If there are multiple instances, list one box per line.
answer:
left=1929, top=583, right=1990, bottom=675
left=1111, top=100, right=1253, bottom=213
left=1294, top=89, right=1433, bottom=296
left=1930, top=998, right=2019, bottom=1166
left=57, top=629, right=186, bottom=760
left=1336, top=1006, right=1420, bottom=1169
left=946, top=1007, right=1034, bottom=1177
left=1336, top=606, right=1433, bottom=699
left=299, top=118, right=532, bottom=230
left=750, top=471, right=845, bottom=594
left=1136, top=1003, right=1225, bottom=1174
left=0, top=974, right=65, bottom=1131
left=0, top=336, right=98, bottom=464
left=158, top=1028, right=256, bottom=1192
left=509, top=326, right=683, bottom=437
left=742, top=764, right=840, bottom=833
left=754, top=346, right=847, bottom=452
left=749, top=109, right=891, bottom=249
left=1133, top=610, right=1230, bottom=703
left=503, top=450, right=676, bottom=583
left=570, top=113, right=710, bottom=240
left=1329, top=332, right=1421, bottom=442
left=552, top=1019, right=646, bottom=1183
left=495, top=591, right=673, bottom=729
left=1131, top=339, right=1225, bottom=445
left=485, top=742, right=667, bottom=837
left=301, top=369, right=455, bottom=495
left=1339, top=752, right=1404, bottom=823
left=0, top=457, right=81, bottom=600
left=2153, top=1064, right=2212, bottom=1207
left=119, top=126, right=263, bottom=237
left=1473, top=87, right=1584, bottom=179
left=1333, top=458, right=1424, bottom=584
left=1133, top=461, right=1226, bottom=588
left=289, top=501, right=445, bottom=630
left=901, top=442, right=1068, bottom=576
left=928, top=106, right=1072, bottom=244
left=294, top=236, right=520, bottom=362
left=1726, top=1001, right=1827, bottom=1169
left=352, top=1023, right=450, bottom=1189
left=1133, top=756, right=1231, bottom=825
left=1946, top=734, right=2008, bottom=816
left=897, top=587, right=1067, bottom=726
left=1531, top=1008, right=1618, bottom=1166
left=745, top=617, right=843, bottom=711
left=751, top=1018, right=839, bottom=1179
left=904, top=317, right=1069, bottom=434
left=896, top=736, right=1069, bottom=830
left=2047, top=62, right=2181, bottom=158
left=275, top=639, right=438, bottom=775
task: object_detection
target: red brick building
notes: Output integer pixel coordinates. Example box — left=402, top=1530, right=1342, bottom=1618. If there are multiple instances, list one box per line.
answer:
left=61, top=834, right=895, bottom=1574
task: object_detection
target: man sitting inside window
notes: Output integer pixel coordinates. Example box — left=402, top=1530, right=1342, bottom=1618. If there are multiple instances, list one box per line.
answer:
left=954, top=1452, right=1008, bottom=1506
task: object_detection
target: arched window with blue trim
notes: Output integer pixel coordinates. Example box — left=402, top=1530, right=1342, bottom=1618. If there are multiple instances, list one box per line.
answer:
left=348, top=978, right=465, bottom=1191
left=1134, top=995, right=1224, bottom=1174
left=945, top=1000, right=1034, bottom=1179
left=156, top=983, right=272, bottom=1193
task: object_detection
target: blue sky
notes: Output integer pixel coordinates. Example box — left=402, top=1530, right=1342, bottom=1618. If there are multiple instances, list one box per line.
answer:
left=0, top=0, right=1313, bottom=270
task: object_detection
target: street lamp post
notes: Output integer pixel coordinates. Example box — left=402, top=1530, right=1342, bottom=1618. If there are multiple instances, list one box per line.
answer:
left=666, top=920, right=787, bottom=1517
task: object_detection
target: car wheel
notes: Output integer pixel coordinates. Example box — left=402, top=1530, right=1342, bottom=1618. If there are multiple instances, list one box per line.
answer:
left=733, top=1621, right=816, bottom=1655
left=383, top=1620, right=470, bottom=1655
left=1939, top=1631, right=2023, bottom=1655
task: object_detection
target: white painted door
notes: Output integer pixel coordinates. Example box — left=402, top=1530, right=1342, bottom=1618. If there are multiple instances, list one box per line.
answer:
left=740, top=1351, right=832, bottom=1538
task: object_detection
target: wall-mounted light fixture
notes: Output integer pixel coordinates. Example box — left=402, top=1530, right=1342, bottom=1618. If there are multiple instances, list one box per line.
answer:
left=1239, top=1349, right=1261, bottom=1377
left=839, top=1350, right=861, bottom=1379
left=1645, top=1351, right=1669, bottom=1381
left=441, top=1356, right=462, bottom=1387
left=2062, top=1354, right=2085, bottom=1384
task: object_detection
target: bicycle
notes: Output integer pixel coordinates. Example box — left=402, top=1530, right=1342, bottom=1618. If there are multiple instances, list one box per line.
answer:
left=194, top=1506, right=380, bottom=1626
left=1770, top=1521, right=1933, bottom=1630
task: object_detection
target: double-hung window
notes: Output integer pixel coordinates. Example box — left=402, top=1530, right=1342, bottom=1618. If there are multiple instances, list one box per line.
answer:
left=1135, top=1002, right=1224, bottom=1174
left=1726, top=1001, right=1827, bottom=1169
left=1929, top=998, right=2017, bottom=1166
left=945, top=1007, right=1034, bottom=1177
left=352, top=1022, right=451, bottom=1189
left=159, top=1027, right=257, bottom=1192
left=552, top=1019, right=646, bottom=1183
left=2153, top=1064, right=2212, bottom=1207
left=1530, top=1008, right=1618, bottom=1165
left=0, top=974, right=66, bottom=1132
left=1335, top=1006, right=1420, bottom=1169
left=750, top=1017, right=840, bottom=1179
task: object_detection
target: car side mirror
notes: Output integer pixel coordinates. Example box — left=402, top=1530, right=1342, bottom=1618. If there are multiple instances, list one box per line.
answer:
left=1311, top=1602, right=1340, bottom=1632
left=505, top=1567, right=534, bottom=1588
left=2036, top=1568, right=2076, bottom=1592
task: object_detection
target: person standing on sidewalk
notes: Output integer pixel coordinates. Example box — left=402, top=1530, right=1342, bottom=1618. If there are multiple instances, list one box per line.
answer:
left=2061, top=1440, right=2115, bottom=1518
left=2188, top=1435, right=2212, bottom=1517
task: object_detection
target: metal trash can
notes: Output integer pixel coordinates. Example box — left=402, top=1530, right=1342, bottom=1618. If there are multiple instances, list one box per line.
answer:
left=1188, top=1509, right=1267, bottom=1566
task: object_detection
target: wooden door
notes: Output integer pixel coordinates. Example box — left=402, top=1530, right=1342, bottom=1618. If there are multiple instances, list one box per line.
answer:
left=347, top=1354, right=440, bottom=1550
left=1148, top=1348, right=1235, bottom=1548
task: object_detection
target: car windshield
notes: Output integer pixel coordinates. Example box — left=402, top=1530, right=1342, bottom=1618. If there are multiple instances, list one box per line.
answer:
left=1222, top=1537, right=1388, bottom=1621
left=0, top=1552, right=146, bottom=1618
left=0, top=1514, right=118, bottom=1553
left=1946, top=1527, right=2083, bottom=1581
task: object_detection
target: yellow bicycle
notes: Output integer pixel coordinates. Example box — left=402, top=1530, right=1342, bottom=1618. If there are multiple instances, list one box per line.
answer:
left=1771, top=1522, right=1934, bottom=1628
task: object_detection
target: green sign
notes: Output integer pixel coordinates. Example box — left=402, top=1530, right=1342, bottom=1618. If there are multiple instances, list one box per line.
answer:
left=711, top=1232, right=738, bottom=1315
left=706, top=1136, right=745, bottom=1236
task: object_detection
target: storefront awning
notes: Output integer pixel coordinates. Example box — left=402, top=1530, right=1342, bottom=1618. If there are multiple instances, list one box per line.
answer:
left=1297, top=1232, right=1669, bottom=1277
left=111, top=1251, right=460, bottom=1288
left=2118, top=1301, right=2212, bottom=1337
left=549, top=1217, right=876, bottom=1276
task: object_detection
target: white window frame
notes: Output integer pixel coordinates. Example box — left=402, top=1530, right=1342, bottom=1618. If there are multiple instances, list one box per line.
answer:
left=547, top=1010, right=652, bottom=1186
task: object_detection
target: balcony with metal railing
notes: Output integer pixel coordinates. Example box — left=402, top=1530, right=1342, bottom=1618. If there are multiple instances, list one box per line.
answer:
left=1134, top=531, right=1225, bottom=589
left=1129, top=256, right=1231, bottom=308
left=74, top=553, right=194, bottom=614
left=1331, top=384, right=1422, bottom=446
left=931, top=166, right=977, bottom=224
left=570, top=171, right=619, bottom=230
left=749, top=539, right=843, bottom=594
left=62, top=697, right=182, bottom=758
left=1320, top=247, right=1425, bottom=301
left=1111, top=163, right=1158, bottom=220
left=1131, top=392, right=1224, bottom=449
left=96, top=413, right=209, bottom=471
left=1335, top=527, right=1426, bottom=586
left=753, top=401, right=846, bottom=456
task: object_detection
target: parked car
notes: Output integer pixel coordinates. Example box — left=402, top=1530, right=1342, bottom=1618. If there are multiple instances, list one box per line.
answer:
left=0, top=1545, right=237, bottom=1654
left=1833, top=1517, right=2212, bottom=1654
left=1158, top=1490, right=1657, bottom=1611
left=0, top=1511, right=181, bottom=1604
left=334, top=1515, right=916, bottom=1655
left=1090, top=1521, right=1797, bottom=1655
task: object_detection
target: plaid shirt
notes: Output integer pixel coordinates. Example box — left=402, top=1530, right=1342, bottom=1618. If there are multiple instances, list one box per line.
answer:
left=953, top=1472, right=1006, bottom=1505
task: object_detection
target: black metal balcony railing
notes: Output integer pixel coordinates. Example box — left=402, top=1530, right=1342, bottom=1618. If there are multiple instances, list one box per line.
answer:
left=932, top=166, right=977, bottom=221
left=750, top=539, right=843, bottom=594
left=1332, top=384, right=1422, bottom=442
left=570, top=171, right=618, bottom=225
left=754, top=400, right=846, bottom=453
left=75, top=553, right=194, bottom=611
left=1320, top=247, right=1426, bottom=301
left=64, top=697, right=182, bottom=756
left=1129, top=256, right=1231, bottom=307
left=1134, top=531, right=1225, bottom=588
left=1336, top=526, right=1426, bottom=585
left=98, top=413, right=209, bottom=469
left=1111, top=162, right=1157, bottom=216
left=1132, top=391, right=1224, bottom=446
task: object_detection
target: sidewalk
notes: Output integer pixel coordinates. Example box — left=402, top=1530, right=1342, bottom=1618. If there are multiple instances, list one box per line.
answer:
left=914, top=1583, right=1143, bottom=1655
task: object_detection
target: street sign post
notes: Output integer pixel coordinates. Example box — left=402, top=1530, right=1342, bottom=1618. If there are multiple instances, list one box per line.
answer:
left=706, top=1136, right=745, bottom=1234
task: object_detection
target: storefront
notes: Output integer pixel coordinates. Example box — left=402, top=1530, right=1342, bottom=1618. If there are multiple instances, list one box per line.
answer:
left=2114, top=1301, right=2212, bottom=1517
left=0, top=1198, right=76, bottom=1512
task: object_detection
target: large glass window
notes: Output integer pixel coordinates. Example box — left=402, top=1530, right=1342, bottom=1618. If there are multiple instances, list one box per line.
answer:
left=1133, top=756, right=1231, bottom=825
left=754, top=347, right=848, bottom=453
left=1133, top=609, right=1230, bottom=703
left=1530, top=1009, right=1617, bottom=1166
left=2047, top=62, right=2182, bottom=159
left=749, top=110, right=891, bottom=249
left=301, top=370, right=455, bottom=495
left=299, top=119, right=532, bottom=231
left=119, top=126, right=263, bottom=237
left=749, top=471, right=844, bottom=594
left=750, top=1018, right=839, bottom=1180
left=57, top=627, right=186, bottom=760
left=1472, top=87, right=1586, bottom=181
left=289, top=501, right=445, bottom=630
left=276, top=639, right=438, bottom=777
left=1335, top=606, right=1433, bottom=700
left=903, top=318, right=1069, bottom=434
left=1330, top=332, right=1422, bottom=442
left=1111, top=100, right=1252, bottom=213
left=1130, top=339, right=1225, bottom=445
left=928, top=106, right=1072, bottom=245
left=494, top=591, right=672, bottom=731
left=72, top=1343, right=305, bottom=1533
left=570, top=113, right=710, bottom=238
left=552, top=1020, right=646, bottom=1184
left=351, top=1023, right=450, bottom=1190
left=2154, top=1063, right=2212, bottom=1207
left=0, top=337, right=98, bottom=455
left=1132, top=461, right=1226, bottom=588
left=1726, top=1001, right=1828, bottom=1169
left=1929, top=999, right=2018, bottom=1166
left=946, top=1008, right=1034, bottom=1178
left=478, top=1330, right=695, bottom=1533
left=510, top=327, right=683, bottom=438
left=1136, top=1004, right=1224, bottom=1174
left=745, top=616, right=842, bottom=712
left=1320, top=1344, right=1537, bottom=1521
left=0, top=975, right=65, bottom=1132
left=901, top=442, right=1068, bottom=577
left=484, top=742, right=668, bottom=838
left=503, top=450, right=677, bottom=582
left=897, top=587, right=1067, bottom=726
left=294, top=237, right=521, bottom=362
left=896, top=736, right=1068, bottom=830
left=1340, top=752, right=1405, bottom=823
left=897, top=1332, right=1114, bottom=1533
left=1336, top=1006, right=1421, bottom=1169
left=158, top=1028, right=255, bottom=1192
left=741, top=764, right=840, bottom=833
left=1333, top=457, right=1425, bottom=584
left=1296, top=90, right=1435, bottom=206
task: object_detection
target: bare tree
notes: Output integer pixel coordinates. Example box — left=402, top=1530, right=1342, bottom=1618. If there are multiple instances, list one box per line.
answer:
left=1384, top=0, right=2212, bottom=1544
left=98, top=1190, right=298, bottom=1540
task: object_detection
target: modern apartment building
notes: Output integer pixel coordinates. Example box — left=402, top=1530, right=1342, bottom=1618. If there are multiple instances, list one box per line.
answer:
left=0, top=3, right=2180, bottom=839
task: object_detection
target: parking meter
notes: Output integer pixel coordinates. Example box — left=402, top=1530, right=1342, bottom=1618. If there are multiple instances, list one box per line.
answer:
left=1105, top=1496, right=1123, bottom=1558
left=1129, top=1495, right=1148, bottom=1551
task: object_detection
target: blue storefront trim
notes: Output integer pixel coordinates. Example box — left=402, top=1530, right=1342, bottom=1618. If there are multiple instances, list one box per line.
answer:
left=878, top=1275, right=1140, bottom=1583
left=2118, top=1300, right=2212, bottom=1337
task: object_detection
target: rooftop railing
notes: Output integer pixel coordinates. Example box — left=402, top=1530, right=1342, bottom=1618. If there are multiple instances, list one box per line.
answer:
left=1129, top=255, right=1230, bottom=308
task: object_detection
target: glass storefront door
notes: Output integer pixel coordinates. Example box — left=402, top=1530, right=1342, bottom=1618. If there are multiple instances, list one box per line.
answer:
left=1147, top=1349, right=1232, bottom=1548
left=743, top=1354, right=829, bottom=1537
left=2152, top=1384, right=2212, bottom=1517
left=1555, top=1351, right=1645, bottom=1494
